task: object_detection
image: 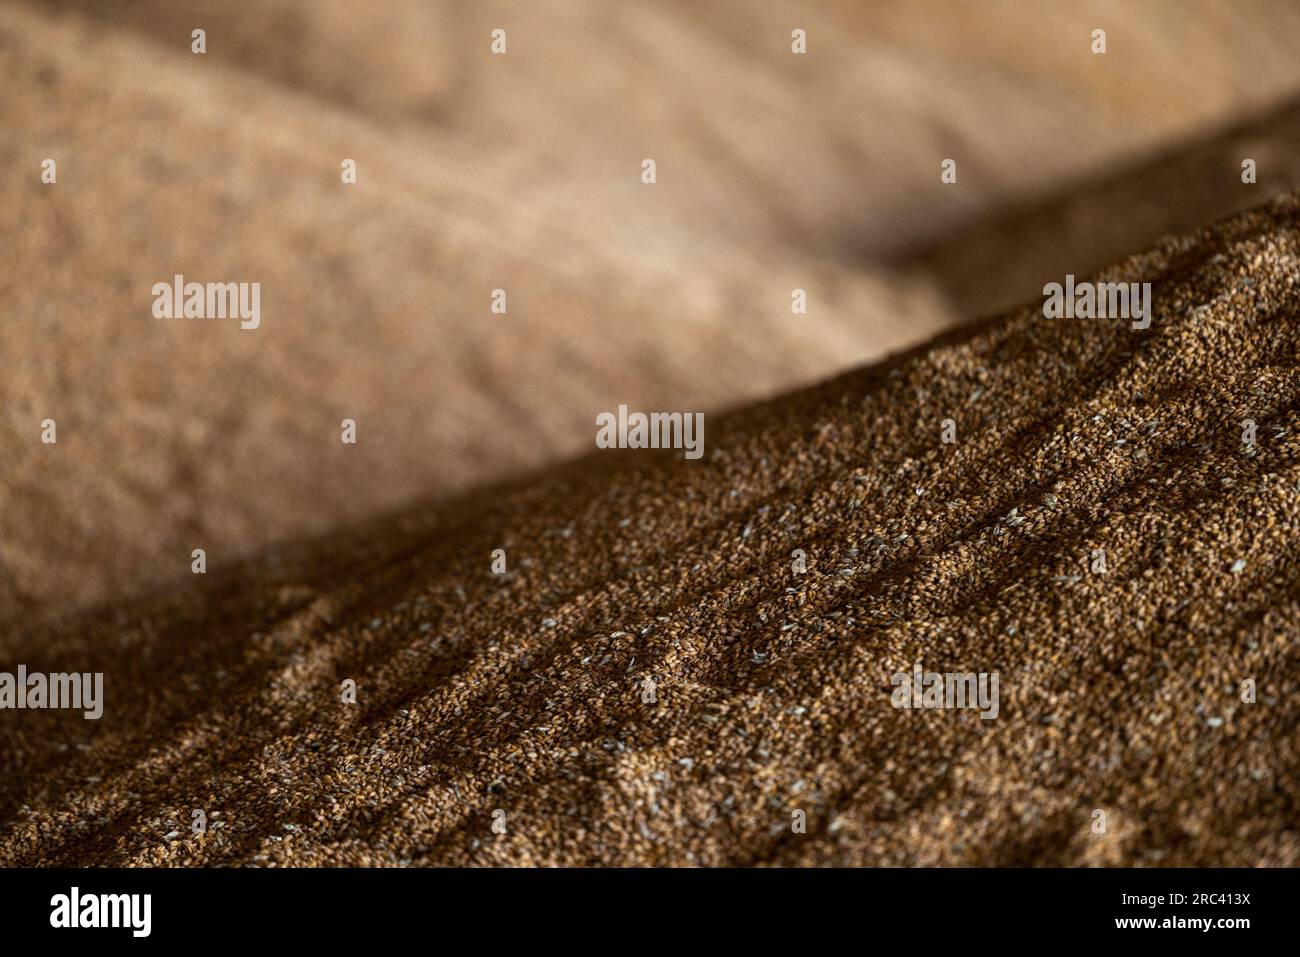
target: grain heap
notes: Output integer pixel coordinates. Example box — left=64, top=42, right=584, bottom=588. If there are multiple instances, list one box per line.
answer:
left=1, top=196, right=1297, bottom=866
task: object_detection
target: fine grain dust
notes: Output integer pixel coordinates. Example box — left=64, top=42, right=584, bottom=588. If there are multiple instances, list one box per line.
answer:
left=1, top=196, right=1297, bottom=866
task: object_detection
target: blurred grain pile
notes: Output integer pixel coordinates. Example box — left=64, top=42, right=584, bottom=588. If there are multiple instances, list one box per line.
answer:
left=4, top=0, right=1300, bottom=621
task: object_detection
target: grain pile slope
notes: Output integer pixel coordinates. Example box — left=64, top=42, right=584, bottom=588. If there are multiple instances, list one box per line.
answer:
left=2, top=197, right=1298, bottom=866
left=0, top=0, right=947, bottom=619
left=12, top=0, right=1300, bottom=621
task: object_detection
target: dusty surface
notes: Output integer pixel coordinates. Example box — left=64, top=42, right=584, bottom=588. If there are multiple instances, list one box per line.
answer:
left=7, top=1, right=1300, bottom=618
left=1, top=196, right=1296, bottom=866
